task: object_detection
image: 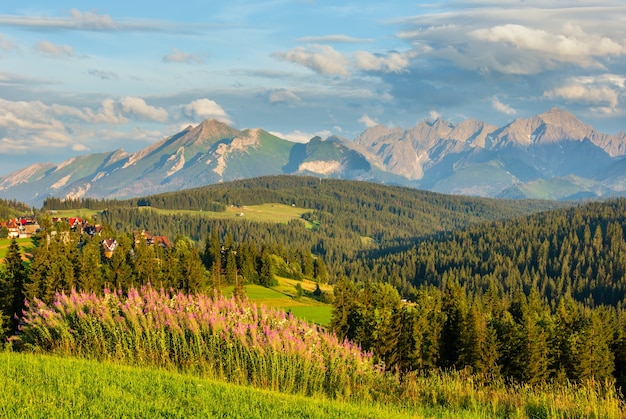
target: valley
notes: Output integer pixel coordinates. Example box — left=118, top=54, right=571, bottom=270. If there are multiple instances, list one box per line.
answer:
left=1, top=177, right=625, bottom=417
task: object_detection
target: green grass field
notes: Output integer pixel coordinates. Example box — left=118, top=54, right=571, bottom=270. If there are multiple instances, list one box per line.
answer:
left=0, top=238, right=35, bottom=264
left=45, top=208, right=102, bottom=219
left=141, top=203, right=312, bottom=226
left=0, top=351, right=417, bottom=419
left=225, top=278, right=334, bottom=326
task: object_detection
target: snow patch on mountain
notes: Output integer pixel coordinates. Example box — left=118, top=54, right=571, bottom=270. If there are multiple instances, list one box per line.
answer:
left=54, top=157, right=76, bottom=172
left=166, top=146, right=186, bottom=177
left=212, top=130, right=261, bottom=176
left=65, top=183, right=91, bottom=200
left=298, top=160, right=342, bottom=175
left=51, top=174, right=72, bottom=189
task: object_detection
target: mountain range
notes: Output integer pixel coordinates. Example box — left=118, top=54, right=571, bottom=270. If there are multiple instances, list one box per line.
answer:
left=2, top=107, right=626, bottom=206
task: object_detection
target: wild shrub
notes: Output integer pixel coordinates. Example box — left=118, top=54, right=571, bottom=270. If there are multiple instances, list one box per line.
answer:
left=16, top=286, right=381, bottom=400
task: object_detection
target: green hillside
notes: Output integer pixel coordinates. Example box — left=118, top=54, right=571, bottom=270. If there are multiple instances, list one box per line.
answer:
left=0, top=352, right=416, bottom=419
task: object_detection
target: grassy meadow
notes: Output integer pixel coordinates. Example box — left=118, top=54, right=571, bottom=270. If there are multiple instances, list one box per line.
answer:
left=226, top=277, right=334, bottom=326
left=0, top=351, right=415, bottom=419
left=0, top=237, right=35, bottom=263
left=12, top=286, right=625, bottom=418
left=139, top=203, right=315, bottom=228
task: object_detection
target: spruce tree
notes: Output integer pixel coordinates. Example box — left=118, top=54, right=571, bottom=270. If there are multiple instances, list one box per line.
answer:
left=3, top=238, right=26, bottom=335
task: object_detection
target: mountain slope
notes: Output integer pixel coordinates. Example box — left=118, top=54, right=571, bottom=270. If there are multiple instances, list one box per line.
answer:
left=2, top=108, right=626, bottom=205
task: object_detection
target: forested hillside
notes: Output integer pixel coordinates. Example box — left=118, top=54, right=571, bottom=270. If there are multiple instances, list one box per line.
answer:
left=329, top=198, right=626, bottom=389
left=5, top=176, right=626, bottom=410
left=43, top=176, right=563, bottom=295
left=0, top=198, right=30, bottom=220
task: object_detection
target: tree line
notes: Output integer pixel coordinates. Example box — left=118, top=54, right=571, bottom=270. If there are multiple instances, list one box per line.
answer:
left=0, top=223, right=328, bottom=341
left=331, top=278, right=626, bottom=389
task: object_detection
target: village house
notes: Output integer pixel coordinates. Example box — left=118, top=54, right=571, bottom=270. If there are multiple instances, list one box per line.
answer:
left=134, top=230, right=172, bottom=248
left=102, top=239, right=117, bottom=259
left=1, top=218, right=39, bottom=238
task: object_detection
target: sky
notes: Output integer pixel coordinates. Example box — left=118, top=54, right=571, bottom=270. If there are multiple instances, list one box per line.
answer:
left=1, top=1, right=626, bottom=176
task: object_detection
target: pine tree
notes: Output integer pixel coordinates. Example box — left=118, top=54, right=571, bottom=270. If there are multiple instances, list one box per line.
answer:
left=439, top=282, right=467, bottom=369
left=258, top=249, right=276, bottom=287
left=2, top=238, right=26, bottom=335
left=314, top=257, right=328, bottom=284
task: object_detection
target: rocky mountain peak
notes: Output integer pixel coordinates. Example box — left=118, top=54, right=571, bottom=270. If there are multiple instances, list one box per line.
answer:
left=186, top=119, right=240, bottom=144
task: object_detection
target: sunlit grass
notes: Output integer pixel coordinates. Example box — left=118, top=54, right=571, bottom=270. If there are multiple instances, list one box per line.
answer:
left=11, top=286, right=626, bottom=418
left=224, top=283, right=333, bottom=326
left=0, top=237, right=35, bottom=263
left=140, top=203, right=311, bottom=226
left=0, top=351, right=414, bottom=419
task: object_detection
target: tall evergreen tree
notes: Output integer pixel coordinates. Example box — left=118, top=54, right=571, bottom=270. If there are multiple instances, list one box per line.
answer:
left=2, top=238, right=26, bottom=335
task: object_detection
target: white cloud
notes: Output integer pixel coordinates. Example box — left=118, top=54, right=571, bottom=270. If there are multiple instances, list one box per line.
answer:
left=120, top=96, right=168, bottom=122
left=84, top=99, right=128, bottom=124
left=48, top=100, right=124, bottom=124
left=182, top=98, right=232, bottom=124
left=354, top=51, right=411, bottom=73
left=545, top=85, right=620, bottom=109
left=35, top=40, right=74, bottom=58
left=276, top=44, right=349, bottom=76
left=70, top=9, right=116, bottom=30
left=358, top=114, right=378, bottom=128
left=543, top=74, right=626, bottom=114
left=428, top=110, right=441, bottom=121
left=163, top=48, right=204, bottom=64
left=267, top=88, right=301, bottom=105
left=471, top=24, right=625, bottom=68
left=491, top=97, right=516, bottom=115
left=297, top=34, right=373, bottom=44
left=0, top=9, right=168, bottom=32
left=269, top=129, right=331, bottom=143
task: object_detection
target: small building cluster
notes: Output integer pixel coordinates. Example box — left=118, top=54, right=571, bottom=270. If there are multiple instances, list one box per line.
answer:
left=133, top=230, right=172, bottom=248
left=101, top=230, right=172, bottom=259
left=0, top=217, right=40, bottom=239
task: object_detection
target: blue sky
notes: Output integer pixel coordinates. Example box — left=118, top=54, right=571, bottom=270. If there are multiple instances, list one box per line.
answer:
left=1, top=1, right=626, bottom=175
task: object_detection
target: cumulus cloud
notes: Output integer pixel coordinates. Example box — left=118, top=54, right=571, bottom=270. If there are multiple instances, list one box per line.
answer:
left=69, top=9, right=116, bottom=30
left=354, top=50, right=411, bottom=73
left=120, top=96, right=168, bottom=122
left=269, top=129, right=331, bottom=143
left=0, top=99, right=73, bottom=150
left=267, top=88, right=301, bottom=105
left=182, top=98, right=232, bottom=124
left=88, top=68, right=119, bottom=80
left=491, top=97, right=516, bottom=115
left=0, top=96, right=175, bottom=162
left=35, top=40, right=74, bottom=58
left=397, top=6, right=626, bottom=76
left=48, top=100, right=125, bottom=125
left=163, top=48, right=204, bottom=64
left=358, top=114, right=378, bottom=128
left=428, top=110, right=442, bottom=121
left=544, top=75, right=626, bottom=113
left=275, top=44, right=349, bottom=76
left=471, top=24, right=625, bottom=68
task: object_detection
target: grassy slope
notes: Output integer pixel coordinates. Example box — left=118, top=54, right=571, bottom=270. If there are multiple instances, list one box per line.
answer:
left=226, top=279, right=334, bottom=326
left=0, top=238, right=35, bottom=263
left=139, top=203, right=312, bottom=226
left=0, top=351, right=420, bottom=419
